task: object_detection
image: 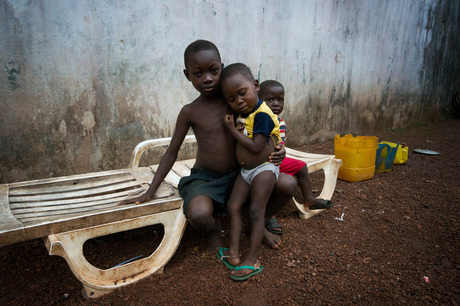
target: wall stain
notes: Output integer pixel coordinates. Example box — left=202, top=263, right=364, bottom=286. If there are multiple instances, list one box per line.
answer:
left=420, top=1, right=459, bottom=118
left=82, top=111, right=96, bottom=137
left=59, top=120, right=67, bottom=137
left=5, top=61, right=21, bottom=89
left=334, top=51, right=342, bottom=63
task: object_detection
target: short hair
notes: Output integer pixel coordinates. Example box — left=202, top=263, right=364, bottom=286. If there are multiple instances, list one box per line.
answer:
left=184, top=40, right=221, bottom=68
left=259, top=80, right=284, bottom=97
left=220, top=63, right=254, bottom=85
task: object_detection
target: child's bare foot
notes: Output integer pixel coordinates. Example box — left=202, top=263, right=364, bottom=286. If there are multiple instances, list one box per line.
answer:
left=265, top=216, right=283, bottom=235
left=306, top=198, right=334, bottom=210
left=263, top=228, right=281, bottom=249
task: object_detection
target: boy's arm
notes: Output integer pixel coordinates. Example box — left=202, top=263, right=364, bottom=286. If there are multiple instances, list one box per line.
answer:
left=270, top=117, right=286, bottom=165
left=118, top=107, right=192, bottom=205
left=269, top=144, right=286, bottom=166
left=224, top=114, right=268, bottom=154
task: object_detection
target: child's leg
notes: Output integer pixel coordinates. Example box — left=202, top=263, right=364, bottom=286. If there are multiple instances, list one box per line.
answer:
left=263, top=173, right=297, bottom=249
left=296, top=166, right=334, bottom=210
left=187, top=195, right=221, bottom=251
left=233, top=170, right=276, bottom=277
left=265, top=173, right=296, bottom=218
left=295, top=165, right=316, bottom=206
left=225, top=174, right=250, bottom=266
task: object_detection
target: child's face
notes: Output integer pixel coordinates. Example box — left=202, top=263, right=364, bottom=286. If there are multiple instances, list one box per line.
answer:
left=260, top=85, right=284, bottom=115
left=184, top=50, right=222, bottom=96
left=221, top=74, right=260, bottom=115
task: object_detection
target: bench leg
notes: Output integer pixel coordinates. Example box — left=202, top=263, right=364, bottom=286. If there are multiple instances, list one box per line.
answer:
left=44, top=208, right=187, bottom=298
left=294, top=158, right=342, bottom=220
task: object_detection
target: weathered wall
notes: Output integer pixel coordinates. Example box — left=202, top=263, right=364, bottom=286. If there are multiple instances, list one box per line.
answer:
left=1, top=0, right=459, bottom=183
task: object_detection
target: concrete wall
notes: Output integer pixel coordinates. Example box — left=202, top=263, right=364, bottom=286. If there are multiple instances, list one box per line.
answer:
left=1, top=0, right=459, bottom=183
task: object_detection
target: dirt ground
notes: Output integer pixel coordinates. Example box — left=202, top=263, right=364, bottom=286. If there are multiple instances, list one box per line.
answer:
left=1, top=119, right=459, bottom=305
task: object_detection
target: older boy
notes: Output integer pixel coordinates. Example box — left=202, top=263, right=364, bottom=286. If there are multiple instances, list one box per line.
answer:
left=120, top=40, right=296, bottom=251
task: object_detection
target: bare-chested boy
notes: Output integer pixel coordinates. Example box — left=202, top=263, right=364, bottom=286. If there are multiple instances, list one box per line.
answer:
left=119, top=40, right=296, bottom=251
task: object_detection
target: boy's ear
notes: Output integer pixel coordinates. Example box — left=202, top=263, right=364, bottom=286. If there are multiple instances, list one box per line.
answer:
left=183, top=69, right=191, bottom=81
left=253, top=79, right=260, bottom=92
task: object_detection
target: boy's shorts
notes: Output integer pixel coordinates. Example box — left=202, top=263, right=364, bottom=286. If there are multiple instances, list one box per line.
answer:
left=178, top=167, right=240, bottom=218
left=241, top=162, right=279, bottom=185
left=280, top=157, right=307, bottom=176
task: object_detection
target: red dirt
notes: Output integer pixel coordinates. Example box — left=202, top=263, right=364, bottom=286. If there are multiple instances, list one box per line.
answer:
left=1, top=119, right=459, bottom=305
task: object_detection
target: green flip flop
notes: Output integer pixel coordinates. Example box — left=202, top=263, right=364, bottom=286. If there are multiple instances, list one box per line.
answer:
left=230, top=262, right=264, bottom=281
left=215, top=247, right=239, bottom=270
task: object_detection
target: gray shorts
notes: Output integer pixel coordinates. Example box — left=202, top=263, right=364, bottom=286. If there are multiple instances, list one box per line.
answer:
left=241, top=162, right=280, bottom=185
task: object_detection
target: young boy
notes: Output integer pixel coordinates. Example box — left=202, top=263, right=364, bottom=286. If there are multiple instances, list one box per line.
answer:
left=259, top=80, right=334, bottom=223
left=217, top=63, right=281, bottom=280
left=119, top=40, right=296, bottom=251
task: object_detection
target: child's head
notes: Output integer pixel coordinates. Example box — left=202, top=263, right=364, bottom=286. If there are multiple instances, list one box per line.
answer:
left=183, top=40, right=222, bottom=96
left=220, top=63, right=260, bottom=115
left=259, top=80, right=285, bottom=115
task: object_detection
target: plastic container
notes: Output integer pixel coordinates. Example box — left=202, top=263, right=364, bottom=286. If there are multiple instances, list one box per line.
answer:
left=334, top=134, right=378, bottom=181
left=380, top=141, right=408, bottom=164
left=375, top=143, right=399, bottom=173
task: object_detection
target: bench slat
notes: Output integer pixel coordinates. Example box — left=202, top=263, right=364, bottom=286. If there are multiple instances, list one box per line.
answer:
left=9, top=186, right=146, bottom=209
left=14, top=202, right=120, bottom=219
left=9, top=180, right=141, bottom=203
left=11, top=194, right=128, bottom=214
left=12, top=180, right=175, bottom=221
left=8, top=173, right=134, bottom=196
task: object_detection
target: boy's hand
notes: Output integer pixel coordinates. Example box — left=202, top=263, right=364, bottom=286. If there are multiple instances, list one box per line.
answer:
left=269, top=144, right=286, bottom=166
left=118, top=194, right=152, bottom=206
left=224, top=114, right=235, bottom=130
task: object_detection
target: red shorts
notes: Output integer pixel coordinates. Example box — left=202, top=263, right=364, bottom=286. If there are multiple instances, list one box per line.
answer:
left=280, top=157, right=306, bottom=176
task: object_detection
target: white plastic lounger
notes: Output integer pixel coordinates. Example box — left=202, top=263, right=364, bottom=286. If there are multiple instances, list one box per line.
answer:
left=0, top=135, right=341, bottom=298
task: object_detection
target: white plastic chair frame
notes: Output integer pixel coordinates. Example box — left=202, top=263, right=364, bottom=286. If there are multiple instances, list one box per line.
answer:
left=0, top=135, right=340, bottom=299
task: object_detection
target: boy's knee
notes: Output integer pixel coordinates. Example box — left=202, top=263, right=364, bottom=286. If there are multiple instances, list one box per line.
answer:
left=187, top=201, right=213, bottom=228
left=281, top=174, right=297, bottom=197
left=248, top=206, right=264, bottom=221
left=227, top=203, right=241, bottom=216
